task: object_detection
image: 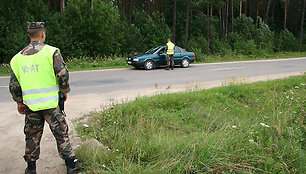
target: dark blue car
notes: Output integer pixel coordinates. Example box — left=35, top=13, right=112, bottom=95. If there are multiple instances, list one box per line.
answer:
left=126, top=46, right=195, bottom=70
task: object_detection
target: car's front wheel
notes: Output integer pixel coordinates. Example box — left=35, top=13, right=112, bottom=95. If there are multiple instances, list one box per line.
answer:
left=181, top=58, right=190, bottom=68
left=144, top=60, right=154, bottom=70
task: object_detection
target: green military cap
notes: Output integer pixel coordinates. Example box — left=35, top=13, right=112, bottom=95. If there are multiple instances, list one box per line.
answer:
left=27, top=22, right=45, bottom=29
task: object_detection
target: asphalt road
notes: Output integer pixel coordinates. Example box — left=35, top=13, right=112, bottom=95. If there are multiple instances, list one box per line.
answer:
left=0, top=57, right=305, bottom=174
left=0, top=57, right=305, bottom=103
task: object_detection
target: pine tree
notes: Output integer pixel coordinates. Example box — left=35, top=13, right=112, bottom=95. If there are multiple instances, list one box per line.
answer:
left=172, top=0, right=177, bottom=42
left=300, top=0, right=306, bottom=44
left=184, top=0, right=191, bottom=49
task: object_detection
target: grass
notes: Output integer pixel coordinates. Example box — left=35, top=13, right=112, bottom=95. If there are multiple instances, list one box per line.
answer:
left=65, top=56, right=129, bottom=72
left=1, top=52, right=305, bottom=76
left=194, top=51, right=306, bottom=63
left=0, top=63, right=11, bottom=76
left=75, top=75, right=306, bottom=173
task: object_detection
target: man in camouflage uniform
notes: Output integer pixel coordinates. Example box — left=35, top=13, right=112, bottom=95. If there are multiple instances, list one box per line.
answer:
left=9, top=22, right=81, bottom=174
left=165, top=38, right=175, bottom=70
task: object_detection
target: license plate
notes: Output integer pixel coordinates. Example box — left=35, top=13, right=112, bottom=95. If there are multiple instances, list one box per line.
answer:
left=127, top=61, right=132, bottom=64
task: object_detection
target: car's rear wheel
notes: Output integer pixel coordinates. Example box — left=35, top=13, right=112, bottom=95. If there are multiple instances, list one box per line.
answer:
left=144, top=60, right=154, bottom=70
left=181, top=58, right=190, bottom=68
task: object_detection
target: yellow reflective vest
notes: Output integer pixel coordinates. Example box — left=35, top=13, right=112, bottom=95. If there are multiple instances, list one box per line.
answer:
left=166, top=42, right=175, bottom=55
left=10, top=45, right=59, bottom=111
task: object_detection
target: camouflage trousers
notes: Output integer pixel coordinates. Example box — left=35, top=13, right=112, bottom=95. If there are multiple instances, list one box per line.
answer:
left=23, top=106, right=74, bottom=162
left=166, top=54, right=174, bottom=68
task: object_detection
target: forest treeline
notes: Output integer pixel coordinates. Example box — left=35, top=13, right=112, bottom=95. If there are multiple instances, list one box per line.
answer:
left=0, top=0, right=305, bottom=63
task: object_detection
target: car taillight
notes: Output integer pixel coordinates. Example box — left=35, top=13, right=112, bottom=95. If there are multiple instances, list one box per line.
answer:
left=193, top=54, right=195, bottom=57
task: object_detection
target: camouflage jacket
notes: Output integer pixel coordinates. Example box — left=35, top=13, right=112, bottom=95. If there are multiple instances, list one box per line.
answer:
left=9, top=41, right=70, bottom=103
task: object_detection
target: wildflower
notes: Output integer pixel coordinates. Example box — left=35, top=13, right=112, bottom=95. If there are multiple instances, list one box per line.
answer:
left=114, top=121, right=116, bottom=124
left=286, top=96, right=289, bottom=99
left=290, top=90, right=294, bottom=94
left=116, top=149, right=119, bottom=152
left=102, top=164, right=106, bottom=168
left=294, top=86, right=299, bottom=89
left=83, top=124, right=89, bottom=128
left=232, top=125, right=237, bottom=129
left=301, top=83, right=305, bottom=86
left=293, top=111, right=297, bottom=114
left=249, top=139, right=255, bottom=143
left=279, top=112, right=282, bottom=114
left=260, top=123, right=270, bottom=128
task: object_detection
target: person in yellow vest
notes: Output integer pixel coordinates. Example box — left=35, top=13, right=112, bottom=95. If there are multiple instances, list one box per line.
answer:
left=9, top=22, right=81, bottom=174
left=165, top=38, right=175, bottom=70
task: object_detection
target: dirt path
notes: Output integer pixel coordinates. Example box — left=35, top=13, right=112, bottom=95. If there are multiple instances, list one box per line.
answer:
left=0, top=72, right=301, bottom=174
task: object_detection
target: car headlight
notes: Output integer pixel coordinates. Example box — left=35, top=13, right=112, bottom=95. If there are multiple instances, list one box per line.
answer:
left=133, top=58, right=139, bottom=61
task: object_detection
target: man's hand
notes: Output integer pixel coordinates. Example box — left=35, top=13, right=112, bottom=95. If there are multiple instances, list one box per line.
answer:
left=63, top=93, right=67, bottom=101
left=17, top=102, right=26, bottom=114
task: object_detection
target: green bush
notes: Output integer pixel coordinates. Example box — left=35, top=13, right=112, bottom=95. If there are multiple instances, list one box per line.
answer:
left=0, top=0, right=49, bottom=63
left=228, top=32, right=261, bottom=56
left=0, top=16, right=7, bottom=63
left=188, top=35, right=209, bottom=55
left=191, top=48, right=206, bottom=62
left=133, top=11, right=171, bottom=51
left=234, top=39, right=258, bottom=55
left=254, top=18, right=274, bottom=53
left=228, top=32, right=243, bottom=50
left=118, top=21, right=143, bottom=55
left=212, top=37, right=232, bottom=56
left=302, top=44, right=306, bottom=52
left=275, top=29, right=300, bottom=52
left=46, top=13, right=70, bottom=58
left=233, top=15, right=255, bottom=40
left=50, top=0, right=122, bottom=57
left=233, top=16, right=274, bottom=55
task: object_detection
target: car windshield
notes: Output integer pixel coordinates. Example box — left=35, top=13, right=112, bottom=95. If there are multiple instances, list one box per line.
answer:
left=145, top=47, right=161, bottom=54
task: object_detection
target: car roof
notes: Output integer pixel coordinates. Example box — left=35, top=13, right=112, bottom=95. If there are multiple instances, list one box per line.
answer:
left=148, top=45, right=189, bottom=53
